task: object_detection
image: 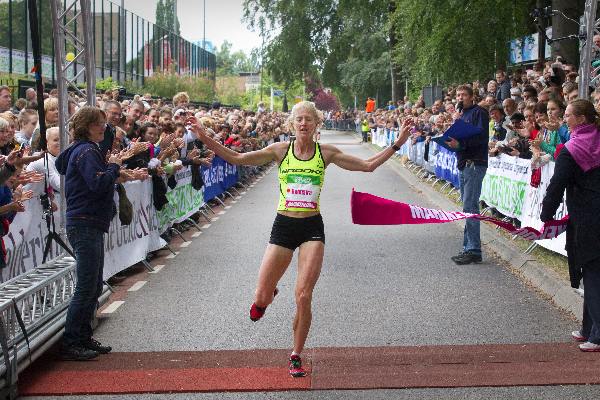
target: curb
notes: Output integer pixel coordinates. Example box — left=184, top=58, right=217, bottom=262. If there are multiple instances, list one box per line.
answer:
left=353, top=133, right=583, bottom=321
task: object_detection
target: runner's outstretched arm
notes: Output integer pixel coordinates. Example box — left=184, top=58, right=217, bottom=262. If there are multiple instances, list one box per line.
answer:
left=327, top=119, right=413, bottom=172
left=187, top=118, right=277, bottom=166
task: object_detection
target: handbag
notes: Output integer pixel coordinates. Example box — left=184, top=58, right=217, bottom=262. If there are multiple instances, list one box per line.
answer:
left=116, top=183, right=134, bottom=225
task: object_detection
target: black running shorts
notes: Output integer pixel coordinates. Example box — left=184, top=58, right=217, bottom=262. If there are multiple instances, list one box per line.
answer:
left=269, top=213, right=325, bottom=250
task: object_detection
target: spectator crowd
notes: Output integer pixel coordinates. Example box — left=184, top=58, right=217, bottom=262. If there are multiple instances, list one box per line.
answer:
left=351, top=56, right=588, bottom=194
left=0, top=85, right=290, bottom=268
left=0, top=50, right=593, bottom=268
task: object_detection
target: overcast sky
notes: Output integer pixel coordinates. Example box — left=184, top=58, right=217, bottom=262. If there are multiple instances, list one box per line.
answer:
left=121, top=0, right=262, bottom=54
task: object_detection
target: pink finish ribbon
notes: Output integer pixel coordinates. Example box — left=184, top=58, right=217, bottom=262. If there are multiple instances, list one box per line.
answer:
left=351, top=189, right=568, bottom=241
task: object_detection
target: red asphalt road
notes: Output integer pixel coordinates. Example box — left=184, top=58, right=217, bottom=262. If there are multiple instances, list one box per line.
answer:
left=20, top=343, right=600, bottom=396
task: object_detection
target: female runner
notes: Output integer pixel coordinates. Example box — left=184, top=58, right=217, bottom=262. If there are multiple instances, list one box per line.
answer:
left=188, top=102, right=412, bottom=377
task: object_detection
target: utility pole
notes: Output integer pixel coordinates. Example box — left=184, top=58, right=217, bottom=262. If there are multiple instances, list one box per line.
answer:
left=537, top=0, right=546, bottom=63
left=260, top=34, right=264, bottom=102
left=388, top=1, right=398, bottom=102
left=120, top=0, right=125, bottom=80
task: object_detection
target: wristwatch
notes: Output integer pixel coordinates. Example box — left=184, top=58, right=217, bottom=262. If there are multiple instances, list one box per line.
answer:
left=392, top=143, right=401, bottom=151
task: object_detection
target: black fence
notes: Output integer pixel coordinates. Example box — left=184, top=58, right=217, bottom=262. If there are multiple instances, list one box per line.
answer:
left=0, top=0, right=216, bottom=85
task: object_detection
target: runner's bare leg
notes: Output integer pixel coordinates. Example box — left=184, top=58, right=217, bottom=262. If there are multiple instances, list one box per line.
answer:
left=254, top=244, right=293, bottom=307
left=293, top=240, right=324, bottom=354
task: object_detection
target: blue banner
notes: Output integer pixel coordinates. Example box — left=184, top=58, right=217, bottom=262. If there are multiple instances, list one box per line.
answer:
left=434, top=146, right=460, bottom=188
left=201, top=156, right=239, bottom=201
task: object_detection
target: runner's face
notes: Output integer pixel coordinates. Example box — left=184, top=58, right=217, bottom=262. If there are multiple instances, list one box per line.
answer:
left=294, top=109, right=317, bottom=136
left=293, top=109, right=316, bottom=137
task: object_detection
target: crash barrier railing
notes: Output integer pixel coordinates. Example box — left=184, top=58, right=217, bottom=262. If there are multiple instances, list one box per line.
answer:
left=369, top=127, right=567, bottom=257
left=324, top=119, right=356, bottom=131
left=0, top=157, right=269, bottom=397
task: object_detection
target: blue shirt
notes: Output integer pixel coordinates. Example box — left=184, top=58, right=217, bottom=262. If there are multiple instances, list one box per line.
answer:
left=457, top=104, right=489, bottom=170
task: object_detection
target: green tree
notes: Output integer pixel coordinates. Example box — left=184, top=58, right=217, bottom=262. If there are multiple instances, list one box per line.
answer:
left=243, top=0, right=392, bottom=106
left=155, top=0, right=180, bottom=35
left=216, top=41, right=259, bottom=76
left=155, top=0, right=165, bottom=29
left=323, top=0, right=391, bottom=104
left=390, top=0, right=536, bottom=89
left=244, top=0, right=339, bottom=89
left=244, top=0, right=541, bottom=107
left=337, top=32, right=392, bottom=106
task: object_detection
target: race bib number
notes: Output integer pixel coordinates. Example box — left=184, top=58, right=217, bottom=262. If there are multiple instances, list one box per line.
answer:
left=285, top=174, right=321, bottom=209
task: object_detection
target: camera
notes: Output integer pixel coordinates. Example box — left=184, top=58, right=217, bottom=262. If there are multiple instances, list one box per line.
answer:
left=40, top=193, right=51, bottom=210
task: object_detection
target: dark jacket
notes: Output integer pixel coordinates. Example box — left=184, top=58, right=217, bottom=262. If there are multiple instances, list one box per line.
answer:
left=55, top=141, right=120, bottom=233
left=99, top=124, right=116, bottom=159
left=457, top=104, right=489, bottom=170
left=540, top=147, right=600, bottom=288
left=496, top=79, right=511, bottom=102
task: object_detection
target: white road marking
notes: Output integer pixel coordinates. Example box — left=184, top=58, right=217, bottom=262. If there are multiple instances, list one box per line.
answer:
left=148, top=265, right=164, bottom=274
left=225, top=206, right=232, bottom=209
left=202, top=224, right=211, bottom=229
left=166, top=252, right=179, bottom=259
left=128, top=281, right=147, bottom=292
left=232, top=200, right=238, bottom=203
left=240, top=191, right=247, bottom=195
left=213, top=217, right=220, bottom=221
left=101, top=301, right=124, bottom=314
left=218, top=211, right=226, bottom=215
left=192, top=232, right=202, bottom=237
left=179, top=241, right=191, bottom=248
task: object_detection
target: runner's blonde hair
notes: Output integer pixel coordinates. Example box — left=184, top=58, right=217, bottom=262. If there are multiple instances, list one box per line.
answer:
left=286, top=101, right=323, bottom=135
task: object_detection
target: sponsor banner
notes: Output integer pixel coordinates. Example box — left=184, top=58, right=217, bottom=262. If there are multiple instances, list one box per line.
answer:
left=434, top=145, right=460, bottom=188
left=157, top=166, right=204, bottom=230
left=351, top=190, right=568, bottom=241
left=0, top=46, right=60, bottom=79
left=103, top=181, right=165, bottom=278
left=480, top=154, right=530, bottom=218
left=201, top=156, right=239, bottom=201
left=521, top=162, right=568, bottom=256
left=2, top=179, right=164, bottom=282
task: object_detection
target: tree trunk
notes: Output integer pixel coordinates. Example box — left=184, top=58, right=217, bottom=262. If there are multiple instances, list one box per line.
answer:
left=551, top=0, right=585, bottom=67
left=282, top=86, right=289, bottom=112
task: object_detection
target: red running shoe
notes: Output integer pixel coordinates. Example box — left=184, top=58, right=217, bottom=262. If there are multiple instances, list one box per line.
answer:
left=289, top=354, right=307, bottom=377
left=249, top=288, right=279, bottom=322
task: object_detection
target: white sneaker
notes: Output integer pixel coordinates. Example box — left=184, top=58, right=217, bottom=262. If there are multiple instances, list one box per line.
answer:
left=578, top=342, right=600, bottom=352
left=572, top=330, right=587, bottom=342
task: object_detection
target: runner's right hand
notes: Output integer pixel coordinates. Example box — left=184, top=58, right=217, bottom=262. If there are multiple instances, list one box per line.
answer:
left=185, top=117, right=207, bottom=140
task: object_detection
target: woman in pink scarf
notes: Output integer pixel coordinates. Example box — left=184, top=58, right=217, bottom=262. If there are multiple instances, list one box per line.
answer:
left=540, top=99, right=600, bottom=352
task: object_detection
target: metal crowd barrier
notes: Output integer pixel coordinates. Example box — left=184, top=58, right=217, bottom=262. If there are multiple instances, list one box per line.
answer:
left=324, top=119, right=356, bottom=131
left=0, top=255, right=109, bottom=398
